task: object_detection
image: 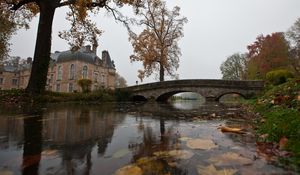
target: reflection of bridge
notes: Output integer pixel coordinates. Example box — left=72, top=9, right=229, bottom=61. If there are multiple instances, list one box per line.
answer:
left=123, top=79, right=264, bottom=102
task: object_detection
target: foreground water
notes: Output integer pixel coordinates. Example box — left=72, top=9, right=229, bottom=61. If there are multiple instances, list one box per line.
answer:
left=0, top=101, right=294, bottom=175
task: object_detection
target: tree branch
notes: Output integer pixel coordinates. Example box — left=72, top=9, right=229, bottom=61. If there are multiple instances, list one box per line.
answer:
left=7, top=0, right=35, bottom=10
left=57, top=0, right=107, bottom=8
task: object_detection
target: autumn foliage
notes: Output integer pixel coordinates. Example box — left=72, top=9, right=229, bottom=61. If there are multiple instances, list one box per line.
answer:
left=129, top=0, right=187, bottom=82
left=1, top=0, right=158, bottom=93
left=246, top=32, right=290, bottom=79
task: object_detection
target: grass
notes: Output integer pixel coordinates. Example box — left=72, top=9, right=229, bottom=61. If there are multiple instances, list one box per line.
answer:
left=251, top=79, right=300, bottom=171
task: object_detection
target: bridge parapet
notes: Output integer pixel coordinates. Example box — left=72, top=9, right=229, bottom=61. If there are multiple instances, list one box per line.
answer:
left=121, top=79, right=264, bottom=102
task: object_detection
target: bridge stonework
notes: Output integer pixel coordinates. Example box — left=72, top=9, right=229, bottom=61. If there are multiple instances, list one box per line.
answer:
left=122, top=79, right=264, bottom=102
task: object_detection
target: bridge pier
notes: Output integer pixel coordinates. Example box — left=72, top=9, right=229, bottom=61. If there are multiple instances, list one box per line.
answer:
left=205, top=97, right=218, bottom=102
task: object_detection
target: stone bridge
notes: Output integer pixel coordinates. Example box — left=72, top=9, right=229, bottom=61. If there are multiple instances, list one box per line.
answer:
left=122, top=79, right=264, bottom=102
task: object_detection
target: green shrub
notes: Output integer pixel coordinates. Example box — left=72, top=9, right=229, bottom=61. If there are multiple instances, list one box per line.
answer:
left=77, top=79, right=92, bottom=93
left=266, top=69, right=294, bottom=85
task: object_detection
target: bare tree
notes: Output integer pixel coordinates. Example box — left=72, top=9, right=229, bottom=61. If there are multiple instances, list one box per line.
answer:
left=286, top=18, right=300, bottom=76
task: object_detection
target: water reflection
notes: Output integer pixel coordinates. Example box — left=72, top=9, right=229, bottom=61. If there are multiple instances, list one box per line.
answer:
left=22, top=115, right=42, bottom=175
left=0, top=102, right=294, bottom=175
left=171, top=100, right=204, bottom=110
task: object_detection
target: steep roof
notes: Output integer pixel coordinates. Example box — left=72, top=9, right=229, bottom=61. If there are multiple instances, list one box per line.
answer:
left=0, top=65, right=18, bottom=72
left=56, top=50, right=98, bottom=64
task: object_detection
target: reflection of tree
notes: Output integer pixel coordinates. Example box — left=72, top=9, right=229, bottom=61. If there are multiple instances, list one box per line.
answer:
left=130, top=116, right=187, bottom=175
left=22, top=106, right=43, bottom=175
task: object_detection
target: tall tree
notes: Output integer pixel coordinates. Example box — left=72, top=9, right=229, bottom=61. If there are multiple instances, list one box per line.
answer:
left=3, top=0, right=144, bottom=94
left=129, top=0, right=187, bottom=82
left=246, top=32, right=290, bottom=79
left=220, top=53, right=247, bottom=80
left=286, top=18, right=300, bottom=76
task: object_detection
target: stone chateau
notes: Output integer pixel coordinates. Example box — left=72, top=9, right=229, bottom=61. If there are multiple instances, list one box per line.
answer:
left=0, top=46, right=116, bottom=92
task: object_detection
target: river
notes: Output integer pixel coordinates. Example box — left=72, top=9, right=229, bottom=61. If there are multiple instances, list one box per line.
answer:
left=0, top=101, right=294, bottom=175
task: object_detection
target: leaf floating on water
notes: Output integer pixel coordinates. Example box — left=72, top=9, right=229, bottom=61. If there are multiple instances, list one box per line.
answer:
left=114, top=164, right=142, bottom=175
left=218, top=126, right=245, bottom=134
left=136, top=157, right=155, bottom=165
left=178, top=137, right=192, bottom=142
left=167, top=161, right=178, bottom=167
left=186, top=139, right=218, bottom=150
left=42, top=149, right=58, bottom=156
left=197, top=164, right=238, bottom=175
left=153, top=150, right=194, bottom=160
left=112, top=149, right=130, bottom=159
left=209, top=152, right=252, bottom=166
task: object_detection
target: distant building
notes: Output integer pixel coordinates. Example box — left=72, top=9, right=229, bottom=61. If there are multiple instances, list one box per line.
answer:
left=0, top=46, right=116, bottom=92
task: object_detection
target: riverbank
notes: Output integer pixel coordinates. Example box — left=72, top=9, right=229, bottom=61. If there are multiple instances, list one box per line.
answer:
left=0, top=89, right=131, bottom=105
left=250, top=79, right=300, bottom=171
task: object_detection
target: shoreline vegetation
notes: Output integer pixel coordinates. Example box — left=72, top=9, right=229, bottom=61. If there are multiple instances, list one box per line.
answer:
left=0, top=79, right=300, bottom=171
left=0, top=88, right=131, bottom=105
left=249, top=79, right=300, bottom=172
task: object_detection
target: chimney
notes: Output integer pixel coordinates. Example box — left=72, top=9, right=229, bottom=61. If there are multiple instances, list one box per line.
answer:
left=102, top=50, right=108, bottom=65
left=85, top=45, right=91, bottom=52
left=92, top=37, right=98, bottom=55
left=27, top=57, right=33, bottom=64
left=12, top=56, right=20, bottom=67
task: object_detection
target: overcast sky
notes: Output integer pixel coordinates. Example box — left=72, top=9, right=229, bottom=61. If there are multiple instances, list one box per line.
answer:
left=10, top=0, right=300, bottom=85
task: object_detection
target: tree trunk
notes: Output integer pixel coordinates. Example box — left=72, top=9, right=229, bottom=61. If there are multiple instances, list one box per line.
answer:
left=26, top=3, right=56, bottom=94
left=159, top=62, right=164, bottom=81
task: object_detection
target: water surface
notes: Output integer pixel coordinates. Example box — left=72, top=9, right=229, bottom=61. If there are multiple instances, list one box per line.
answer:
left=0, top=101, right=294, bottom=174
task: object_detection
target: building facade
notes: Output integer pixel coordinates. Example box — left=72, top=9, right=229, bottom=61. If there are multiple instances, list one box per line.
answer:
left=0, top=46, right=116, bottom=92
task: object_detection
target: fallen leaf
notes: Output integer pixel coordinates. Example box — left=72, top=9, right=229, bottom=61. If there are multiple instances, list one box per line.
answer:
left=279, top=137, right=288, bottom=150
left=197, top=164, right=238, bottom=175
left=186, top=139, right=218, bottom=150
left=259, top=134, right=269, bottom=140
left=218, top=126, right=245, bottom=134
left=209, top=152, right=252, bottom=166
left=114, top=164, right=142, bottom=175
left=112, top=149, right=130, bottom=159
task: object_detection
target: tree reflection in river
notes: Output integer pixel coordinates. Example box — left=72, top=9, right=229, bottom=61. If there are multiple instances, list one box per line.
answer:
left=129, top=112, right=188, bottom=174
left=22, top=105, right=43, bottom=175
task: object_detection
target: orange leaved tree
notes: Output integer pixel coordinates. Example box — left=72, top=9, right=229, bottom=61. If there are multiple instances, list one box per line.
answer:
left=129, top=0, right=187, bottom=82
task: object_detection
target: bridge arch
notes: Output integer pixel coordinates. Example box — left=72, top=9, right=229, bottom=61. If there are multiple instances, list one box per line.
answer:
left=215, top=92, right=247, bottom=102
left=131, top=95, right=147, bottom=101
left=122, top=79, right=264, bottom=102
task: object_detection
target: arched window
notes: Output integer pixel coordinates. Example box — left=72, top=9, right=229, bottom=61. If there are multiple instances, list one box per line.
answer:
left=57, top=65, right=62, bottom=80
left=82, top=65, right=88, bottom=79
left=70, top=64, right=75, bottom=80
